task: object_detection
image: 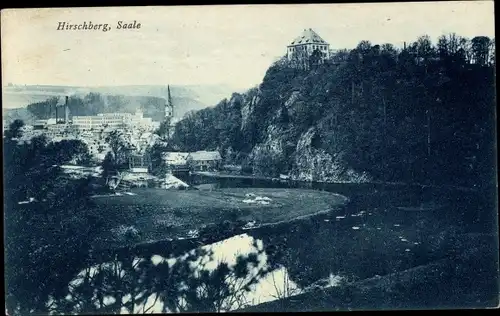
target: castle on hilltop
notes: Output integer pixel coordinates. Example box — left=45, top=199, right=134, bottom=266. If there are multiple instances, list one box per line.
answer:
left=287, top=28, right=331, bottom=62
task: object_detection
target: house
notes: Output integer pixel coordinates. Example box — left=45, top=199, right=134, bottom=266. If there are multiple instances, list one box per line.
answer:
left=33, top=119, right=48, bottom=130
left=163, top=152, right=190, bottom=165
left=128, top=153, right=151, bottom=173
left=188, top=151, right=222, bottom=171
left=162, top=152, right=190, bottom=171
left=287, top=28, right=331, bottom=62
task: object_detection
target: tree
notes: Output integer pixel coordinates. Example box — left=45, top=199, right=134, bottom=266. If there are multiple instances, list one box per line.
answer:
left=289, top=45, right=311, bottom=70
left=146, top=140, right=171, bottom=177
left=329, top=49, right=349, bottom=64
left=155, top=120, right=170, bottom=138
left=415, top=35, right=435, bottom=67
left=105, top=130, right=132, bottom=168
left=46, top=139, right=92, bottom=165
left=309, top=49, right=323, bottom=69
left=437, top=33, right=463, bottom=59
left=4, top=119, right=24, bottom=139
left=4, top=122, right=106, bottom=316
left=471, top=36, right=491, bottom=65
left=455, top=36, right=472, bottom=63
left=101, top=151, right=118, bottom=184
left=356, top=40, right=372, bottom=55
left=487, top=38, right=495, bottom=66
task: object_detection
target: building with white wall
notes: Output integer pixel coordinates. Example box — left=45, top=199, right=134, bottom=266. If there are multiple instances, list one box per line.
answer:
left=73, top=111, right=157, bottom=131
left=98, top=113, right=132, bottom=128
left=72, top=115, right=102, bottom=130
left=129, top=110, right=154, bottom=130
left=287, top=28, right=330, bottom=61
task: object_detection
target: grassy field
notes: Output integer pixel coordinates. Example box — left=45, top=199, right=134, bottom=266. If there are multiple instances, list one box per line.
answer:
left=91, top=188, right=348, bottom=248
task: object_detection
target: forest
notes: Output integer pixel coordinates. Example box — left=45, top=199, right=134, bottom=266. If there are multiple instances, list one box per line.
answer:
left=3, top=121, right=105, bottom=314
left=171, top=34, right=496, bottom=187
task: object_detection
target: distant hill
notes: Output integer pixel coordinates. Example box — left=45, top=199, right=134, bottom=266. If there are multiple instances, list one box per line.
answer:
left=2, top=107, right=36, bottom=125
left=2, top=84, right=238, bottom=121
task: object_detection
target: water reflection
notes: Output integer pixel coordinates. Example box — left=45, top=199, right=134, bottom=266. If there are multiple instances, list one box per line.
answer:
left=47, top=234, right=332, bottom=314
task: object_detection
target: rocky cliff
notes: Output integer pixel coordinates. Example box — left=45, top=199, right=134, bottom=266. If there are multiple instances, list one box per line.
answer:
left=171, top=39, right=495, bottom=186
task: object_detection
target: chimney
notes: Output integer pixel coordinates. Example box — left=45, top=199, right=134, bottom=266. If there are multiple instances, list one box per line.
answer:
left=55, top=102, right=58, bottom=123
left=64, top=96, right=69, bottom=123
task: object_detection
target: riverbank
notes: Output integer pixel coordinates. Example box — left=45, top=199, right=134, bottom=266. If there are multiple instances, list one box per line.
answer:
left=91, top=187, right=348, bottom=250
left=192, top=171, right=484, bottom=193
left=238, top=232, right=499, bottom=311
left=67, top=182, right=495, bottom=313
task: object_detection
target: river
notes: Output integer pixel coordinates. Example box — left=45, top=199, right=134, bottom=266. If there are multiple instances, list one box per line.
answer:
left=45, top=175, right=498, bottom=313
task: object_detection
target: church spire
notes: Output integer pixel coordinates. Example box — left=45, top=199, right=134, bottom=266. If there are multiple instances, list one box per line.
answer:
left=166, top=85, right=173, bottom=119
left=163, top=85, right=174, bottom=138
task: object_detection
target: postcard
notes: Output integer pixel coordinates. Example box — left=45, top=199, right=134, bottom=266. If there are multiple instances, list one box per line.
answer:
left=2, top=2, right=498, bottom=314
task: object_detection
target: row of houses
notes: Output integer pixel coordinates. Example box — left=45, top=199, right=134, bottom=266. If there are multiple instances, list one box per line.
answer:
left=57, top=150, right=222, bottom=191
left=162, top=150, right=222, bottom=172
left=108, top=150, right=221, bottom=190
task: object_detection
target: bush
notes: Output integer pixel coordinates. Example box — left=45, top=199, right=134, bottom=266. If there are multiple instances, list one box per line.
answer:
left=111, top=225, right=140, bottom=242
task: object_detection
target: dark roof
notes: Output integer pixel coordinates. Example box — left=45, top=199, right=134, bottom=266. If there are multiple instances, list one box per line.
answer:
left=289, top=28, right=328, bottom=46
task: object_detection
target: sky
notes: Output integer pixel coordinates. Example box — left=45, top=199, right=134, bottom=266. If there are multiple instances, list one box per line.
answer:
left=1, top=2, right=495, bottom=90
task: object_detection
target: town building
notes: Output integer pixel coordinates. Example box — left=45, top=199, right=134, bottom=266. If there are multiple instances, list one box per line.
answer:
left=129, top=110, right=155, bottom=131
left=161, top=151, right=222, bottom=172
left=45, top=123, right=75, bottom=138
left=99, top=112, right=131, bottom=128
left=72, top=113, right=130, bottom=130
left=162, top=152, right=190, bottom=170
left=287, top=28, right=331, bottom=61
left=128, top=153, right=152, bottom=173
left=72, top=110, right=156, bottom=131
left=32, top=120, right=47, bottom=130
left=78, top=136, right=110, bottom=160
left=188, top=151, right=222, bottom=171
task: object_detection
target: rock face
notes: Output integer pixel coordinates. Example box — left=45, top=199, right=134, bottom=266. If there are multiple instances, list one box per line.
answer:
left=241, top=90, right=259, bottom=131
left=291, top=127, right=370, bottom=183
left=172, top=62, right=373, bottom=183
left=239, top=87, right=370, bottom=182
left=248, top=124, right=287, bottom=176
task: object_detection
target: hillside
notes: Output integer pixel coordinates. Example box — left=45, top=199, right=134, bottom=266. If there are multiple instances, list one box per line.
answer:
left=2, top=107, right=37, bottom=125
left=171, top=35, right=496, bottom=187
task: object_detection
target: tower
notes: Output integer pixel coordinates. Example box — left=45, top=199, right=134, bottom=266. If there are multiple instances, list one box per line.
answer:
left=163, top=85, right=174, bottom=138
left=64, top=96, right=70, bottom=123
left=165, top=85, right=173, bottom=119
left=55, top=96, right=67, bottom=124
